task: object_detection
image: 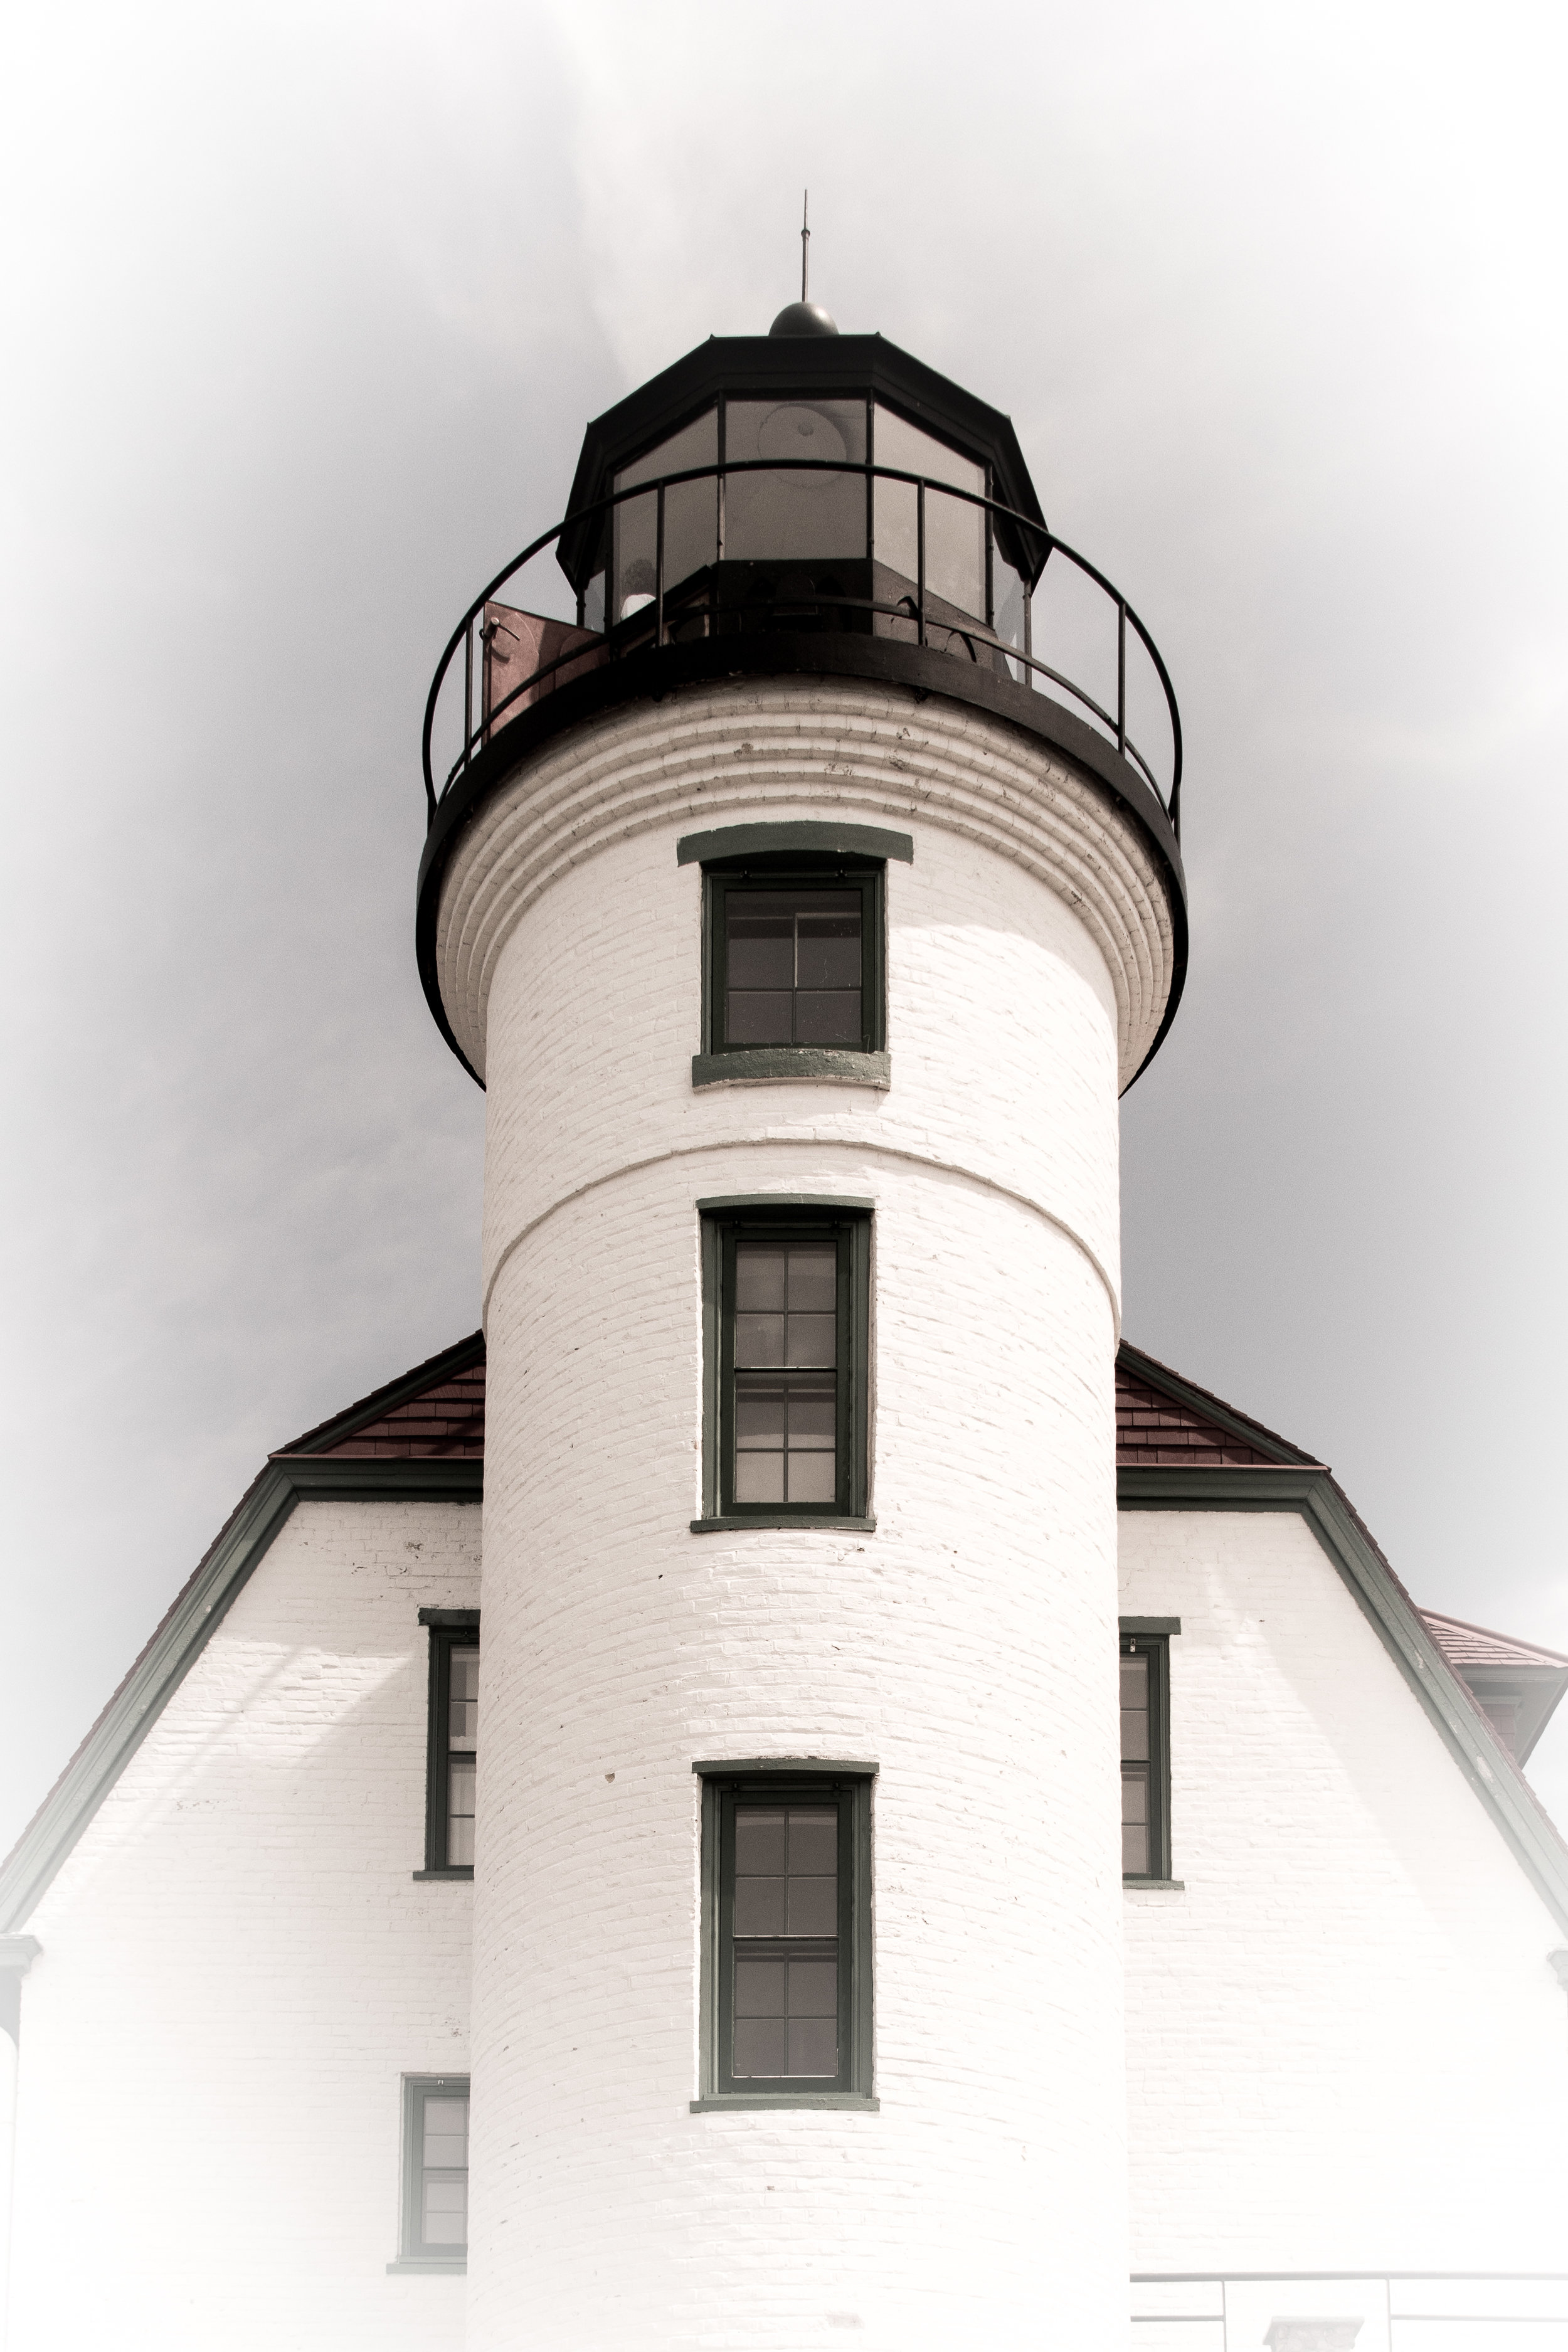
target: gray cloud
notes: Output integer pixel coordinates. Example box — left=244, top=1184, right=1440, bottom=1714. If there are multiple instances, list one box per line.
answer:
left=3, top=0, right=1565, bottom=1843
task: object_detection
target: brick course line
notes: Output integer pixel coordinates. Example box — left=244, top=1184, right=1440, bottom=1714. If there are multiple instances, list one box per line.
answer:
left=477, top=1129, right=1122, bottom=1343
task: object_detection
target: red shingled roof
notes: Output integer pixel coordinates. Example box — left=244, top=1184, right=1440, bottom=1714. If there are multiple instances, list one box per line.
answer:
left=1421, top=1613, right=1568, bottom=1673
left=271, top=1334, right=485, bottom=1460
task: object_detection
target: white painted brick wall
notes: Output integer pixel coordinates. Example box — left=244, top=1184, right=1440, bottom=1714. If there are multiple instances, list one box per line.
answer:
left=1120, top=1508, right=1568, bottom=2275
left=450, top=685, right=1167, bottom=2350
left=8, top=1499, right=480, bottom=2352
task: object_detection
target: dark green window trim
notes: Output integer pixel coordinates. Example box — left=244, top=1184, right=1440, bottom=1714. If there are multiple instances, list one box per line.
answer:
left=697, top=848, right=889, bottom=1077
left=677, top=821, right=914, bottom=867
left=420, top=1611, right=479, bottom=1880
left=691, top=1047, right=891, bottom=1091
left=388, top=2074, right=469, bottom=2272
left=693, top=1763, right=876, bottom=2111
left=699, top=1201, right=872, bottom=1526
left=1120, top=1623, right=1173, bottom=1885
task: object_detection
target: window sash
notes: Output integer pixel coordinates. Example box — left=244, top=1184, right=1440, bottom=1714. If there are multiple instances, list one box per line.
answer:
left=400, top=2077, right=470, bottom=2262
left=707, top=1212, right=869, bottom=1521
left=1120, top=1632, right=1170, bottom=1881
left=704, top=862, right=886, bottom=1058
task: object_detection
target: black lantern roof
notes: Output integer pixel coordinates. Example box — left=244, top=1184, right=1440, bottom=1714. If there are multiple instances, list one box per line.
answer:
left=557, top=332, right=1048, bottom=593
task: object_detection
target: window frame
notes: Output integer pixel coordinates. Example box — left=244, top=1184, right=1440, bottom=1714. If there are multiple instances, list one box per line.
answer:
left=702, top=853, right=887, bottom=1061
left=696, top=1199, right=873, bottom=1531
left=416, top=1609, right=480, bottom=1880
left=390, top=2074, right=470, bottom=2272
left=692, top=1762, right=876, bottom=2112
left=1120, top=1618, right=1178, bottom=1885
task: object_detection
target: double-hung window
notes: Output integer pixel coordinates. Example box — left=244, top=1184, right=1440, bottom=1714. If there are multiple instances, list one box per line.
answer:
left=679, top=822, right=913, bottom=1091
left=1120, top=1620, right=1177, bottom=1882
left=392, top=2075, right=469, bottom=2270
left=697, top=1201, right=872, bottom=1527
left=694, top=1765, right=875, bottom=2109
left=418, top=1610, right=479, bottom=1877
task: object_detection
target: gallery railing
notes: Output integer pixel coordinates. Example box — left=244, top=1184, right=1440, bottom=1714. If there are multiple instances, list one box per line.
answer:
left=421, top=458, right=1183, bottom=839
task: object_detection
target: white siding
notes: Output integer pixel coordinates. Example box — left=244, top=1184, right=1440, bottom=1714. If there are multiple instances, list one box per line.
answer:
left=1120, top=1506, right=1568, bottom=2277
left=8, top=1498, right=480, bottom=2352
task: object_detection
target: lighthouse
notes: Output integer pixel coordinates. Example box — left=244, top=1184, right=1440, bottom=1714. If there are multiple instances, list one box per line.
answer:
left=416, top=290, right=1185, bottom=2349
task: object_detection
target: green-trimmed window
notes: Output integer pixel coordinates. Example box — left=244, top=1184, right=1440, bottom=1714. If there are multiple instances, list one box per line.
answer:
left=699, top=1202, right=871, bottom=1525
left=1120, top=1629, right=1171, bottom=1880
left=418, top=1611, right=479, bottom=1877
left=695, top=1767, right=875, bottom=2108
left=705, top=859, right=884, bottom=1056
left=396, top=2075, right=469, bottom=2267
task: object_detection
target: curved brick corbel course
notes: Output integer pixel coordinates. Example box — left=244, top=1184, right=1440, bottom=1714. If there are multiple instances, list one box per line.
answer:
left=434, top=677, right=1178, bottom=1091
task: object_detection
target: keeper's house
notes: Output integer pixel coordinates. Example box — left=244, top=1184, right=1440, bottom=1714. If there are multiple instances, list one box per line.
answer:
left=3, top=299, right=1566, bottom=2352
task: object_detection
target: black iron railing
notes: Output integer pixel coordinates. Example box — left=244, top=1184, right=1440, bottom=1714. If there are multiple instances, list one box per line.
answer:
left=422, top=459, right=1182, bottom=838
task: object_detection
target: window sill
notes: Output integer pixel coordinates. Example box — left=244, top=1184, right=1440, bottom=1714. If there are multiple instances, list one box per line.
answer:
left=691, top=1515, right=876, bottom=1535
left=690, top=2094, right=879, bottom=2113
left=692, top=1049, right=890, bottom=1091
left=386, top=2257, right=467, bottom=2274
left=1123, top=1878, right=1185, bottom=1891
left=411, top=1867, right=474, bottom=1882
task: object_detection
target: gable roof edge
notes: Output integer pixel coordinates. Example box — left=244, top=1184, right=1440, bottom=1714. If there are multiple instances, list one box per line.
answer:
left=1118, top=1463, right=1568, bottom=1937
left=0, top=1454, right=483, bottom=1934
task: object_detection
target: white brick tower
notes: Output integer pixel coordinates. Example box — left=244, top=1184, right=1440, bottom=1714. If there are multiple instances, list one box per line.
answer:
left=417, top=302, right=1185, bottom=2349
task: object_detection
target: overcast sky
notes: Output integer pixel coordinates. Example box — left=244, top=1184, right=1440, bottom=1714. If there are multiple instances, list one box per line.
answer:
left=3, top=0, right=1565, bottom=1850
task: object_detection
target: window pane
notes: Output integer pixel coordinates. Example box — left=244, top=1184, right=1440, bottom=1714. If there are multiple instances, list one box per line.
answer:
left=735, top=1957, right=786, bottom=2014
left=787, top=1387, right=835, bottom=1448
left=787, top=1956, right=839, bottom=2020
left=733, top=2016, right=787, bottom=2077
left=795, top=990, right=861, bottom=1045
left=786, top=1247, right=837, bottom=1313
left=736, top=1315, right=787, bottom=1367
left=448, top=1647, right=479, bottom=1750
left=422, top=2177, right=469, bottom=2245
left=734, top=1454, right=786, bottom=1504
left=872, top=404, right=986, bottom=620
left=795, top=908, right=862, bottom=990
left=728, top=913, right=795, bottom=992
left=1121, top=1653, right=1150, bottom=1763
left=787, top=2015, right=839, bottom=2077
left=423, top=2098, right=469, bottom=2165
left=734, top=1878, right=787, bottom=1936
left=724, top=397, right=867, bottom=564
left=613, top=408, right=719, bottom=617
left=1123, top=1764, right=1150, bottom=1877
left=785, top=1451, right=836, bottom=1505
left=788, top=1809, right=837, bottom=1873
left=785, top=1313, right=837, bottom=1367
left=727, top=992, right=793, bottom=1044
left=447, top=1756, right=476, bottom=1867
left=735, top=1248, right=787, bottom=1311
left=735, top=1382, right=786, bottom=1448
left=735, top=1809, right=787, bottom=1873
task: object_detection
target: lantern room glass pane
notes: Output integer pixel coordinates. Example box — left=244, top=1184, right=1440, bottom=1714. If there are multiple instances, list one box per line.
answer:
left=872, top=404, right=986, bottom=620
left=724, top=397, right=868, bottom=564
left=612, top=408, right=719, bottom=619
